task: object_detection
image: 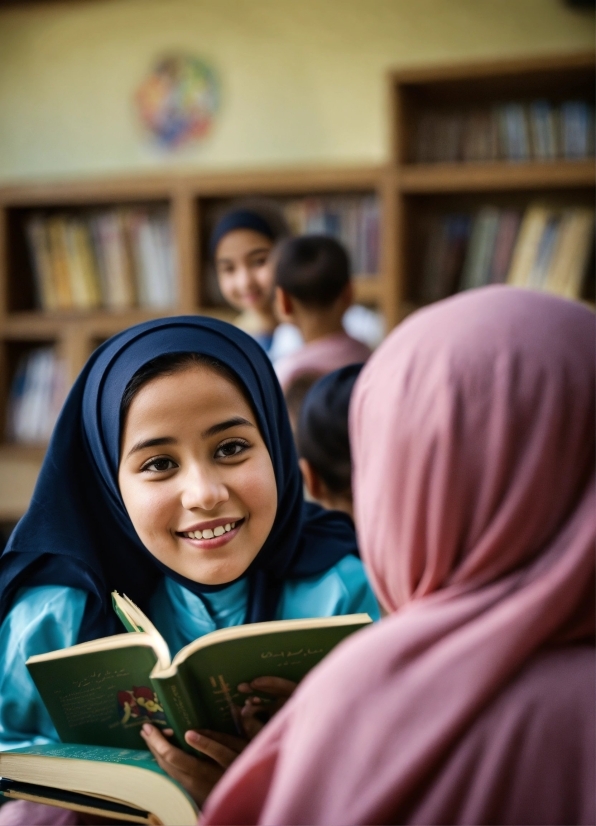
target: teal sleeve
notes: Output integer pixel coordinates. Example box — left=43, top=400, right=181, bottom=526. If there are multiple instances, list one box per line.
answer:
left=276, top=555, right=381, bottom=621
left=0, top=585, right=87, bottom=751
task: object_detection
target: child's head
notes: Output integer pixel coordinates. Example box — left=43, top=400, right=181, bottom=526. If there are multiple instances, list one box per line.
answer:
left=211, top=207, right=288, bottom=318
left=3, top=317, right=360, bottom=634
left=274, top=235, right=353, bottom=329
left=297, top=363, right=364, bottom=518
left=118, top=352, right=277, bottom=587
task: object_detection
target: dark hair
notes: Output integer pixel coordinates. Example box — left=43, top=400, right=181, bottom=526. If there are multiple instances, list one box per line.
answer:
left=275, top=235, right=351, bottom=308
left=284, top=372, right=322, bottom=432
left=120, top=352, right=248, bottom=431
left=297, top=363, right=364, bottom=496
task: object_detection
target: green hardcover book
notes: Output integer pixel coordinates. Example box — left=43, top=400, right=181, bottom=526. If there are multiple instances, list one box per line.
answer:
left=26, top=592, right=372, bottom=752
left=0, top=742, right=198, bottom=825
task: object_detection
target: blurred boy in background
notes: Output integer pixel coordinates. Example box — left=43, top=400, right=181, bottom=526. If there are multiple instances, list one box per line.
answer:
left=273, top=236, right=371, bottom=393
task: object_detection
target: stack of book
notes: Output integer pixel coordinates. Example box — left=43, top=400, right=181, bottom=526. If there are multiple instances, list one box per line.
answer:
left=415, top=99, right=595, bottom=163
left=25, top=208, right=177, bottom=312
left=6, top=347, right=67, bottom=444
left=420, top=204, right=594, bottom=302
left=282, top=195, right=380, bottom=275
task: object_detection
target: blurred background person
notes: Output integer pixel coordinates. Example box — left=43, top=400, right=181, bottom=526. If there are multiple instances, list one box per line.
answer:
left=274, top=235, right=371, bottom=393
left=296, top=363, right=364, bottom=519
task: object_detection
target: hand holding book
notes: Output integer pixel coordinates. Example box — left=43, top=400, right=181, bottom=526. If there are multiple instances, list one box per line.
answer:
left=19, top=595, right=371, bottom=813
left=140, top=675, right=298, bottom=804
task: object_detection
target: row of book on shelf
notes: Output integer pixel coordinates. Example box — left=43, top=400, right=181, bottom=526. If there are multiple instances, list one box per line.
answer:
left=415, top=99, right=594, bottom=163
left=26, top=209, right=177, bottom=312
left=281, top=195, right=380, bottom=275
left=421, top=203, right=594, bottom=303
left=6, top=347, right=67, bottom=445
left=26, top=196, right=381, bottom=314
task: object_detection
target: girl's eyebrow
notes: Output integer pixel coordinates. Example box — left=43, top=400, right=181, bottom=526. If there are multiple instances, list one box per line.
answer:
left=126, top=436, right=177, bottom=459
left=246, top=247, right=271, bottom=258
left=202, top=417, right=255, bottom=438
left=125, top=418, right=254, bottom=459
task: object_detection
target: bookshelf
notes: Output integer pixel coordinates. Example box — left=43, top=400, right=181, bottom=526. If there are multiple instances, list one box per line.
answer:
left=386, top=52, right=595, bottom=325
left=0, top=167, right=385, bottom=517
left=1, top=51, right=594, bottom=520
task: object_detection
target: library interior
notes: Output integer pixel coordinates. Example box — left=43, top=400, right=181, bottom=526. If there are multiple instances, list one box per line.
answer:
left=0, top=1, right=594, bottom=824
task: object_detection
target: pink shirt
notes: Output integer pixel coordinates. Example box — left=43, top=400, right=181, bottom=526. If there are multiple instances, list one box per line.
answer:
left=275, top=332, right=371, bottom=392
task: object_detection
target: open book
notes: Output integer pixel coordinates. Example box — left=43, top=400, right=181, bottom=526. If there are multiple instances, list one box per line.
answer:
left=0, top=743, right=198, bottom=825
left=26, top=592, right=372, bottom=752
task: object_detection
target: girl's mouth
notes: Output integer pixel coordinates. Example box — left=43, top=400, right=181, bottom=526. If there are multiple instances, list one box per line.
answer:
left=176, top=518, right=245, bottom=548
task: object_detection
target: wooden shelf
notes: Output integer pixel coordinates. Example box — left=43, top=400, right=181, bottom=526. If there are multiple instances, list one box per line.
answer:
left=352, top=276, right=381, bottom=305
left=387, top=51, right=595, bottom=326
left=0, top=444, right=44, bottom=522
left=1, top=52, right=594, bottom=519
left=397, top=160, right=595, bottom=193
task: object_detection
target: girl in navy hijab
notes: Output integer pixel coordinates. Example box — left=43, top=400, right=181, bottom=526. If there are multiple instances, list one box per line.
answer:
left=0, top=316, right=378, bottom=810
left=211, top=206, right=302, bottom=360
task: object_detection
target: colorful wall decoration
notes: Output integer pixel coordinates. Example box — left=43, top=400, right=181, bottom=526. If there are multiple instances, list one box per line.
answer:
left=135, top=54, right=219, bottom=149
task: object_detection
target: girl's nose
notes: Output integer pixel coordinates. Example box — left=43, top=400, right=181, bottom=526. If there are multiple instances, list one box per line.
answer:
left=237, top=265, right=255, bottom=290
left=180, top=465, right=229, bottom=512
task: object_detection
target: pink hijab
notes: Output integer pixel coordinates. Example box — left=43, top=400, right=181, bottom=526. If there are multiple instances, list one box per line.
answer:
left=203, top=286, right=595, bottom=825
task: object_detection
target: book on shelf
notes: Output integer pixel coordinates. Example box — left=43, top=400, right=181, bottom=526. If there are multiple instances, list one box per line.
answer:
left=560, top=101, right=595, bottom=159
left=543, top=208, right=595, bottom=298
left=24, top=208, right=176, bottom=312
left=420, top=204, right=592, bottom=302
left=26, top=591, right=372, bottom=753
left=488, top=210, right=522, bottom=285
left=420, top=214, right=471, bottom=303
left=414, top=98, right=595, bottom=164
left=459, top=207, right=501, bottom=291
left=498, top=103, right=531, bottom=162
left=0, top=743, right=198, bottom=825
left=6, top=347, right=67, bottom=445
left=528, top=100, right=559, bottom=161
left=506, top=204, right=594, bottom=296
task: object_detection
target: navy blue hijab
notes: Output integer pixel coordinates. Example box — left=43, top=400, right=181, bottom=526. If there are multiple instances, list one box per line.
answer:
left=0, top=317, right=358, bottom=641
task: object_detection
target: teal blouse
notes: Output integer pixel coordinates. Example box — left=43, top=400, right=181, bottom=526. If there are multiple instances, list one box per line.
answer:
left=0, top=556, right=379, bottom=750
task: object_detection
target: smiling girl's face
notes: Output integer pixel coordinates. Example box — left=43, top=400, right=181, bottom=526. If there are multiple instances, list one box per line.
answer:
left=215, top=229, right=275, bottom=316
left=118, top=364, right=277, bottom=585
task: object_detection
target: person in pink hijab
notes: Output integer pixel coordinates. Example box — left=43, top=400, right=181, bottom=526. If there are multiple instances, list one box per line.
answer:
left=202, top=285, right=595, bottom=826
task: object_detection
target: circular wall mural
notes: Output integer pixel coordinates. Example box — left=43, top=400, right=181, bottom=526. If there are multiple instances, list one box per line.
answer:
left=135, top=54, right=220, bottom=149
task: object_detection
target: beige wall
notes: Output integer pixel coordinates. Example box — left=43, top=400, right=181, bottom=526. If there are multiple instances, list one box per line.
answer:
left=0, top=0, right=593, bottom=183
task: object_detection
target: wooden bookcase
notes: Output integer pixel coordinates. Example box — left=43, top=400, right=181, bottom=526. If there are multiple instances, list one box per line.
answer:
left=0, top=167, right=385, bottom=518
left=0, top=51, right=593, bottom=522
left=386, top=51, right=595, bottom=325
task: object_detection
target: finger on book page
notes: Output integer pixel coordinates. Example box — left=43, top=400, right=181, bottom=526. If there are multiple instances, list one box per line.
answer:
left=237, top=676, right=298, bottom=696
left=185, top=730, right=242, bottom=768
left=140, top=724, right=224, bottom=806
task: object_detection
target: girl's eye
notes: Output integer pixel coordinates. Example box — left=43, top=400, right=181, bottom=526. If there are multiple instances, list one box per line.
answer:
left=215, top=439, right=250, bottom=459
left=141, top=457, right=177, bottom=473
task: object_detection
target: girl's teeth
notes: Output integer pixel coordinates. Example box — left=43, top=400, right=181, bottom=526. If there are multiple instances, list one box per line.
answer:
left=185, top=521, right=237, bottom=540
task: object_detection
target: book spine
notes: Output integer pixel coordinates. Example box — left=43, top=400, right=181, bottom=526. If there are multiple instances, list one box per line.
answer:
left=151, top=672, right=208, bottom=752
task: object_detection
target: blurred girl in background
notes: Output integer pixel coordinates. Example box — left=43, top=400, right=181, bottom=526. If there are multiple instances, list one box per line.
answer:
left=210, top=205, right=301, bottom=361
